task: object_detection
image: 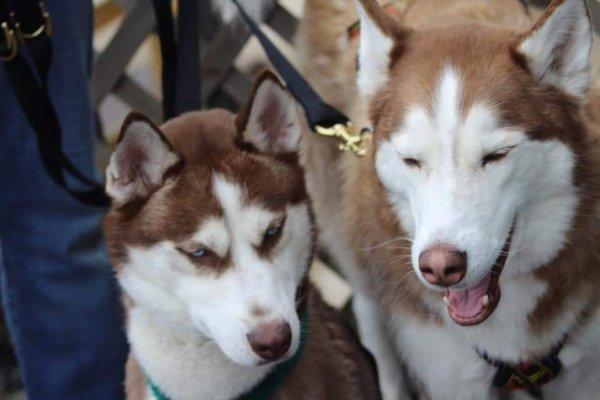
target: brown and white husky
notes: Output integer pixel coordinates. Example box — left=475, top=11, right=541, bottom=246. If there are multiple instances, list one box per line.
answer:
left=102, top=72, right=380, bottom=400
left=298, top=0, right=600, bottom=398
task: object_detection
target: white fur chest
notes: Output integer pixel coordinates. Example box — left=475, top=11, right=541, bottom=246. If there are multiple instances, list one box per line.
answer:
left=128, top=307, right=272, bottom=400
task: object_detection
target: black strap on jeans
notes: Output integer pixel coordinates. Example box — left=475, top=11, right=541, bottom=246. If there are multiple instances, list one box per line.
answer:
left=0, top=0, right=110, bottom=207
left=151, top=0, right=201, bottom=119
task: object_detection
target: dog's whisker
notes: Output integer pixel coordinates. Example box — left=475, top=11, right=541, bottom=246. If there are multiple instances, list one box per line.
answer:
left=396, top=269, right=417, bottom=285
left=381, top=255, right=414, bottom=268
left=361, top=236, right=413, bottom=251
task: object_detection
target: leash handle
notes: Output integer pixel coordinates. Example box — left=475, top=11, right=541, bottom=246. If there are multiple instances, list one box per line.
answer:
left=0, top=0, right=110, bottom=207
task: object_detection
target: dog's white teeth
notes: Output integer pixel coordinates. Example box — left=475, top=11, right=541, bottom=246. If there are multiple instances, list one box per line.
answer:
left=482, top=295, right=490, bottom=306
left=443, top=295, right=449, bottom=305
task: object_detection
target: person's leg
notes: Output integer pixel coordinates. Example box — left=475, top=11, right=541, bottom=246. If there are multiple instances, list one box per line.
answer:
left=0, top=1, right=127, bottom=399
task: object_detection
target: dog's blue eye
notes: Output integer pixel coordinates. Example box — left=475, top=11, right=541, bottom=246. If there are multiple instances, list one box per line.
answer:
left=259, top=217, right=286, bottom=252
left=178, top=246, right=217, bottom=265
left=189, top=248, right=207, bottom=258
left=265, top=226, right=281, bottom=237
left=263, top=218, right=285, bottom=241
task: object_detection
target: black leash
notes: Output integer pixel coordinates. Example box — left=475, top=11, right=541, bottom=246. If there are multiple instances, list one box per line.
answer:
left=0, top=0, right=109, bottom=207
left=151, top=0, right=201, bottom=120
left=150, top=0, right=177, bottom=120
left=231, top=0, right=370, bottom=156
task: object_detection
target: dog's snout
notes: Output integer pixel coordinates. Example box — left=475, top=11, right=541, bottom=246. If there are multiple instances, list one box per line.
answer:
left=247, top=321, right=291, bottom=361
left=419, top=244, right=467, bottom=287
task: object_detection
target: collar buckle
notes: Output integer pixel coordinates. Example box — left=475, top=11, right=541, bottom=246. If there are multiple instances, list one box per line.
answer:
left=314, top=121, right=371, bottom=157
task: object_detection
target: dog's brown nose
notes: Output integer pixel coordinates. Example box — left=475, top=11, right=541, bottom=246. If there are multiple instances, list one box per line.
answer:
left=419, top=244, right=467, bottom=287
left=247, top=321, right=291, bottom=361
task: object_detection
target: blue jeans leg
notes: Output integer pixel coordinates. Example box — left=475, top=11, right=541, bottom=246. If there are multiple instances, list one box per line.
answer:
left=0, top=1, right=128, bottom=399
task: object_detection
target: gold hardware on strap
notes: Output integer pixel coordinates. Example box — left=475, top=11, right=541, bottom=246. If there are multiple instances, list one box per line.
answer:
left=0, top=22, right=17, bottom=61
left=314, top=121, right=371, bottom=157
left=15, top=2, right=52, bottom=41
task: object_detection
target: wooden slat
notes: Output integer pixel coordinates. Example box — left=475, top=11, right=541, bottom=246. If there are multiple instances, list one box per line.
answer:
left=94, top=1, right=124, bottom=30
left=113, top=76, right=163, bottom=123
left=200, top=18, right=252, bottom=103
left=200, top=0, right=278, bottom=104
left=92, top=0, right=155, bottom=108
left=265, top=3, right=298, bottom=44
left=219, top=68, right=253, bottom=106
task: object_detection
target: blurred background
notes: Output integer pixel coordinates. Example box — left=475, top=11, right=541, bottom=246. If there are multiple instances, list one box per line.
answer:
left=93, top=0, right=302, bottom=157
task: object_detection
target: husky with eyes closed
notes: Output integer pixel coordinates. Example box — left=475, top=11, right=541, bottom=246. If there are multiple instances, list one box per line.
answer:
left=298, top=0, right=600, bottom=398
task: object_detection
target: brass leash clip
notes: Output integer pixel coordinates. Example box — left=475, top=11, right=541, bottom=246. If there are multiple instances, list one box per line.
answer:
left=0, top=21, right=17, bottom=61
left=314, top=121, right=371, bottom=157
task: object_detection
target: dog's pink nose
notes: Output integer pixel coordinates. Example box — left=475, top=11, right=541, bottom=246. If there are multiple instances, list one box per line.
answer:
left=419, top=244, right=467, bottom=287
left=247, top=321, right=291, bottom=361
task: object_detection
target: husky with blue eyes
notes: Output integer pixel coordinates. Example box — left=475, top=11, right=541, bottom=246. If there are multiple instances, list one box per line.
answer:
left=299, top=0, right=600, bottom=398
left=103, top=72, right=381, bottom=400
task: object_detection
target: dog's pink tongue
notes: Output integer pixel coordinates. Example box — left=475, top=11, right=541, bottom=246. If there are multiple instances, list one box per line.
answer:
left=447, top=275, right=491, bottom=318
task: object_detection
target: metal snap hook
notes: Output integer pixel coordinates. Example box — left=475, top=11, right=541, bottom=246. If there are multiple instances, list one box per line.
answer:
left=0, top=22, right=18, bottom=62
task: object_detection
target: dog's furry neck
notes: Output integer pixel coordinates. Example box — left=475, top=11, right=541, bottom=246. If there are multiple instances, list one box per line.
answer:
left=128, top=305, right=274, bottom=400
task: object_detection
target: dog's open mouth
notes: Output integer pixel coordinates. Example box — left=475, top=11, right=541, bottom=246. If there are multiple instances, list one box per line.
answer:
left=444, top=228, right=513, bottom=326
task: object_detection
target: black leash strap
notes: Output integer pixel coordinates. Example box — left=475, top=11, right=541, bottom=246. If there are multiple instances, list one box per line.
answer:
left=174, top=0, right=200, bottom=114
left=150, top=0, right=177, bottom=119
left=231, top=0, right=370, bottom=156
left=151, top=0, right=201, bottom=120
left=0, top=0, right=109, bottom=207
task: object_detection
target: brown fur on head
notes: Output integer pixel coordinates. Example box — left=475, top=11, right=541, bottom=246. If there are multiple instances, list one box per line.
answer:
left=104, top=71, right=309, bottom=269
left=356, top=0, right=593, bottom=131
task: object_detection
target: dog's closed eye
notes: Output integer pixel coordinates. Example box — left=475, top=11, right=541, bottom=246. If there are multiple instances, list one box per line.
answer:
left=402, top=158, right=422, bottom=168
left=481, top=146, right=515, bottom=167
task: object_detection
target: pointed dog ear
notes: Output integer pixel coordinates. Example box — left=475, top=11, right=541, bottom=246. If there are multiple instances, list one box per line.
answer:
left=106, top=113, right=181, bottom=206
left=514, top=0, right=592, bottom=99
left=236, top=70, right=302, bottom=154
left=354, top=0, right=411, bottom=98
